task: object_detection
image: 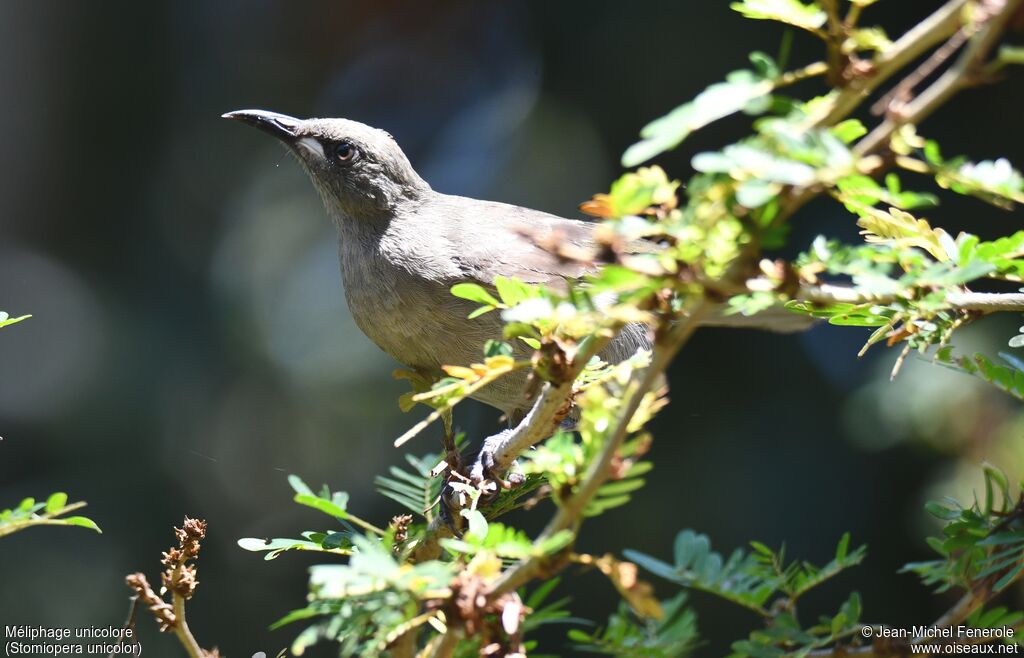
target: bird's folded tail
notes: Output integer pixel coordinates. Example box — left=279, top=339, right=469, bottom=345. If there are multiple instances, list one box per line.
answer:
left=699, top=303, right=817, bottom=333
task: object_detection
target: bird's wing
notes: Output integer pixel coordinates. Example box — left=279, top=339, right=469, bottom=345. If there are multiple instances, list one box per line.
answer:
left=435, top=194, right=607, bottom=292
left=429, top=194, right=814, bottom=334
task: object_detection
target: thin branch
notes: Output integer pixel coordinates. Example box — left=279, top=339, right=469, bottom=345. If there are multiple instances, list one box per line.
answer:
left=469, top=332, right=615, bottom=482
left=856, top=0, right=1024, bottom=156
left=869, top=26, right=972, bottom=116
left=409, top=332, right=615, bottom=563
left=820, top=0, right=846, bottom=85
left=107, top=596, right=140, bottom=658
left=428, top=628, right=460, bottom=658
left=0, top=501, right=88, bottom=538
left=912, top=589, right=990, bottom=646
left=774, top=0, right=972, bottom=233
left=806, top=0, right=969, bottom=128
left=486, top=302, right=714, bottom=600
left=171, top=584, right=204, bottom=658
left=126, top=518, right=211, bottom=658
left=799, top=283, right=1024, bottom=313
left=775, top=61, right=829, bottom=88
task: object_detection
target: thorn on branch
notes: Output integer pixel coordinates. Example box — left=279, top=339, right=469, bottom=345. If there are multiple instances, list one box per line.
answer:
left=124, top=517, right=216, bottom=658
left=125, top=573, right=176, bottom=631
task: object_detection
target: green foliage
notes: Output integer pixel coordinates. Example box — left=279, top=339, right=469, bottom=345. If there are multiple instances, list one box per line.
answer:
left=785, top=227, right=1024, bottom=361
left=934, top=348, right=1024, bottom=401
left=277, top=535, right=457, bottom=658
left=966, top=606, right=1024, bottom=633
left=0, top=320, right=102, bottom=543
left=902, top=465, right=1024, bottom=594
left=0, top=492, right=101, bottom=538
left=729, top=591, right=862, bottom=658
left=581, top=166, right=680, bottom=218
left=627, top=532, right=867, bottom=657
left=442, top=521, right=573, bottom=560
left=238, top=476, right=382, bottom=560
left=241, top=3, right=1024, bottom=656
left=0, top=311, right=30, bottom=329
left=626, top=531, right=865, bottom=617
left=622, top=52, right=781, bottom=167
left=568, top=593, right=698, bottom=657
left=729, top=0, right=826, bottom=33
left=522, top=351, right=657, bottom=517
left=921, top=141, right=1024, bottom=209
left=374, top=452, right=443, bottom=520
left=451, top=276, right=545, bottom=320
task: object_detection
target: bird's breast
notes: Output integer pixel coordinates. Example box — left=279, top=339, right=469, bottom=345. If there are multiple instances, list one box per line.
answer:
left=337, top=235, right=494, bottom=372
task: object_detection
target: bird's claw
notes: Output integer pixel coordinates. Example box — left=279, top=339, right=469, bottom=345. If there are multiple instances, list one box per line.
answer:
left=438, top=481, right=463, bottom=535
left=437, top=428, right=529, bottom=532
left=470, top=431, right=524, bottom=494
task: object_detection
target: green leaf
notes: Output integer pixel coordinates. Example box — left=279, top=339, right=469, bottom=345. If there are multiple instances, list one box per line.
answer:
left=461, top=509, right=488, bottom=540
left=467, top=306, right=495, bottom=319
left=238, top=536, right=347, bottom=560
left=483, top=340, right=513, bottom=357
left=288, top=474, right=314, bottom=497
left=835, top=532, right=850, bottom=561
left=736, top=180, right=781, bottom=208
left=45, top=492, right=68, bottom=514
left=0, top=313, right=31, bottom=329
left=519, top=336, right=541, bottom=350
left=925, top=501, right=961, bottom=521
left=730, top=0, right=827, bottom=32
left=60, top=516, right=101, bottom=533
left=999, top=45, right=1024, bottom=65
left=832, top=119, right=867, bottom=144
left=450, top=283, right=500, bottom=307
left=375, top=453, right=442, bottom=519
left=591, top=166, right=681, bottom=216
left=994, top=562, right=1024, bottom=591
left=624, top=71, right=773, bottom=166
left=294, top=493, right=349, bottom=520
left=493, top=276, right=535, bottom=306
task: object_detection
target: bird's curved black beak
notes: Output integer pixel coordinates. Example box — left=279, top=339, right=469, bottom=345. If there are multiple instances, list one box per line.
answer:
left=221, top=109, right=301, bottom=141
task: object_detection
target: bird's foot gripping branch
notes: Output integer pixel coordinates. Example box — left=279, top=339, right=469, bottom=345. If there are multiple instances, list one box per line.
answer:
left=227, top=1, right=1024, bottom=656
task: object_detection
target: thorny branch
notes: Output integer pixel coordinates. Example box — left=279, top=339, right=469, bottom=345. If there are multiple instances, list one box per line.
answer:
left=798, top=285, right=1024, bottom=314
left=485, top=302, right=714, bottom=601
left=416, top=0, right=1024, bottom=630
left=470, top=333, right=615, bottom=482
left=411, top=333, right=615, bottom=563
left=125, top=518, right=218, bottom=658
left=804, top=0, right=970, bottom=129
left=475, top=0, right=1024, bottom=637
left=808, top=498, right=1024, bottom=658
left=268, top=1, right=1024, bottom=655
left=857, top=0, right=1024, bottom=156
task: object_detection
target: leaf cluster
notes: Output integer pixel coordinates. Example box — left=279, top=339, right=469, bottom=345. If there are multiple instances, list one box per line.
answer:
left=0, top=492, right=100, bottom=538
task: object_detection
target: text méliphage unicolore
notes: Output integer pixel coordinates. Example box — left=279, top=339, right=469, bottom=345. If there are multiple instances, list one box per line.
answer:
left=5, top=626, right=139, bottom=655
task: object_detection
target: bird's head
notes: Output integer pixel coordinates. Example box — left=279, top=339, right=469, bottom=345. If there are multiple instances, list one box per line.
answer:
left=223, top=110, right=429, bottom=220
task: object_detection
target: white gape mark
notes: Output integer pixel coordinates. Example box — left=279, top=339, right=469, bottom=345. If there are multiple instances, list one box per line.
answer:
left=296, top=137, right=325, bottom=159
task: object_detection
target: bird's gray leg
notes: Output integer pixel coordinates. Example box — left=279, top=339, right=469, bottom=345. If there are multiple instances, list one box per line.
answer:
left=444, top=386, right=573, bottom=524
left=471, top=390, right=571, bottom=491
left=470, top=403, right=525, bottom=487
left=437, top=411, right=470, bottom=535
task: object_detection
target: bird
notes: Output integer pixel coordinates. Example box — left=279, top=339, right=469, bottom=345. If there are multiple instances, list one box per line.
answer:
left=222, top=110, right=809, bottom=428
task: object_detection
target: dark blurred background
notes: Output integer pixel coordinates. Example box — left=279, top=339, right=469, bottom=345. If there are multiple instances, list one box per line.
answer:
left=1, top=1, right=1022, bottom=656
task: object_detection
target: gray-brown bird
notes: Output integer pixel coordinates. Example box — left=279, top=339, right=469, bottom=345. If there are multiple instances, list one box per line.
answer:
left=222, top=110, right=806, bottom=425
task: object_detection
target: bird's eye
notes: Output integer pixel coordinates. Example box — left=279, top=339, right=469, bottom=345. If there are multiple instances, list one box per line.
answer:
left=334, top=141, right=358, bottom=163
